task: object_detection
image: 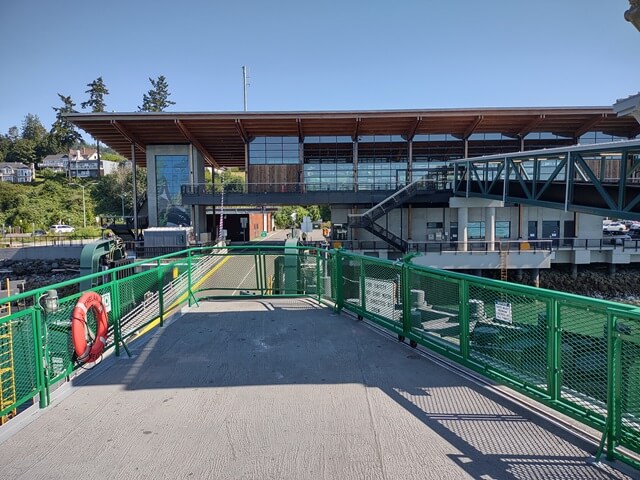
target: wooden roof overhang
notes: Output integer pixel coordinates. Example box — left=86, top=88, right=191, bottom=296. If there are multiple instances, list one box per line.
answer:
left=66, top=107, right=640, bottom=169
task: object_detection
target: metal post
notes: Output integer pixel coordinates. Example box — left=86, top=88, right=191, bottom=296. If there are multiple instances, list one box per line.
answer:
left=335, top=250, right=344, bottom=312
left=157, top=259, right=165, bottom=327
left=459, top=279, right=469, bottom=359
left=187, top=249, right=193, bottom=307
left=111, top=271, right=121, bottom=357
left=32, top=305, right=47, bottom=408
left=242, top=66, right=248, bottom=112
left=401, top=261, right=411, bottom=340
left=131, top=145, right=138, bottom=239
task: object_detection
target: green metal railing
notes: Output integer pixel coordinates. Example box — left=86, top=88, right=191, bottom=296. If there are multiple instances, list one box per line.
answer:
left=332, top=249, right=640, bottom=469
left=1, top=245, right=639, bottom=469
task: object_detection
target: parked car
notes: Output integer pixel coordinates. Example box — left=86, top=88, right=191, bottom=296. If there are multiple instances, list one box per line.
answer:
left=50, top=224, right=75, bottom=234
left=32, top=229, right=46, bottom=236
left=604, top=231, right=632, bottom=245
left=603, top=222, right=627, bottom=232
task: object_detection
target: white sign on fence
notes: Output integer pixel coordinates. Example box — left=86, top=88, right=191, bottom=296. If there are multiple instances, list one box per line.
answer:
left=364, top=277, right=400, bottom=320
left=101, top=292, right=112, bottom=314
left=494, top=301, right=512, bottom=324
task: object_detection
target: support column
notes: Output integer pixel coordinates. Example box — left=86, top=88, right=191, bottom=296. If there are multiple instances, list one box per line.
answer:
left=458, top=207, right=468, bottom=252
left=353, top=141, right=358, bottom=192
left=408, top=205, right=413, bottom=240
left=464, top=138, right=469, bottom=158
left=519, top=135, right=525, bottom=152
left=131, top=145, right=138, bottom=238
left=531, top=268, right=540, bottom=287
left=609, top=263, right=617, bottom=275
left=486, top=207, right=496, bottom=251
left=571, top=263, right=578, bottom=279
left=407, top=140, right=413, bottom=183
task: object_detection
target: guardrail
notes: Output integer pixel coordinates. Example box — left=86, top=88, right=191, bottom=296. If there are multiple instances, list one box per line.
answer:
left=1, top=245, right=639, bottom=468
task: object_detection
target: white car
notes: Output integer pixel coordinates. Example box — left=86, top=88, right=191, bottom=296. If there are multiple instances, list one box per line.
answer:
left=50, top=224, right=75, bottom=234
left=603, top=222, right=627, bottom=232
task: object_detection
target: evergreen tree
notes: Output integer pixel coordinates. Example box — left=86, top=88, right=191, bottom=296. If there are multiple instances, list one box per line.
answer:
left=138, top=75, right=176, bottom=112
left=81, top=77, right=109, bottom=112
left=51, top=94, right=82, bottom=151
left=81, top=77, right=110, bottom=178
left=21, top=114, right=47, bottom=141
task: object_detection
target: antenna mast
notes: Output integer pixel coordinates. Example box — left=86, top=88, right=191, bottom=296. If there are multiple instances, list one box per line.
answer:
left=242, top=66, right=249, bottom=111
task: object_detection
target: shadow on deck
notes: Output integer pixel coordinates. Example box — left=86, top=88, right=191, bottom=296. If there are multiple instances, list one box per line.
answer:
left=0, top=299, right=633, bottom=479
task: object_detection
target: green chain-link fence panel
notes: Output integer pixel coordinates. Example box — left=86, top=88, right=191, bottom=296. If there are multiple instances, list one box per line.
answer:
left=318, top=251, right=334, bottom=303
left=341, top=254, right=362, bottom=312
left=408, top=268, right=461, bottom=350
left=558, top=301, right=608, bottom=417
left=358, top=257, right=403, bottom=327
left=118, top=268, right=161, bottom=339
left=616, top=313, right=640, bottom=455
left=0, top=309, right=38, bottom=419
left=467, top=282, right=549, bottom=393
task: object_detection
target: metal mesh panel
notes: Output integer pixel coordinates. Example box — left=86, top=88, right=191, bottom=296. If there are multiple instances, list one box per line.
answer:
left=408, top=269, right=460, bottom=348
left=360, top=258, right=402, bottom=325
left=196, top=253, right=260, bottom=296
left=558, top=302, right=608, bottom=414
left=298, top=253, right=319, bottom=296
left=319, top=251, right=334, bottom=301
left=342, top=255, right=362, bottom=310
left=468, top=283, right=549, bottom=392
left=119, top=269, right=161, bottom=339
left=617, top=314, right=640, bottom=453
left=1, top=310, right=38, bottom=418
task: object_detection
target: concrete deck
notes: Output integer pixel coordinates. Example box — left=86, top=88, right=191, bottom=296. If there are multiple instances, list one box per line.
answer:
left=0, top=298, right=633, bottom=479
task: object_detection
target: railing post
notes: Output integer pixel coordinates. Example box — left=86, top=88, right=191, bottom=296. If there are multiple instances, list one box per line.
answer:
left=316, top=249, right=321, bottom=302
left=547, top=298, right=560, bottom=401
left=359, top=257, right=366, bottom=312
left=334, top=250, right=344, bottom=312
left=401, top=261, right=411, bottom=339
left=605, top=312, right=619, bottom=460
left=459, top=278, right=470, bottom=359
left=187, top=249, right=193, bottom=307
left=111, top=271, right=122, bottom=357
left=157, top=259, right=165, bottom=327
left=32, top=303, right=47, bottom=408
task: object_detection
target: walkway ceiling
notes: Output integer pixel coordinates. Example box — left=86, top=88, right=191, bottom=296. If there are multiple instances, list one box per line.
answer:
left=66, top=108, right=640, bottom=169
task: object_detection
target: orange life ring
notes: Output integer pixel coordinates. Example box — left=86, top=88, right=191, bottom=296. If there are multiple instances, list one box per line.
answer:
left=71, top=291, right=109, bottom=363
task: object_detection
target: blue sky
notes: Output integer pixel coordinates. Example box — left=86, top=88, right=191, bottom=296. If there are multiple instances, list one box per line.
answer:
left=0, top=0, right=638, bottom=134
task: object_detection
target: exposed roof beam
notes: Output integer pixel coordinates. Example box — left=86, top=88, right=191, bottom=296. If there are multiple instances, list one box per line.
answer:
left=296, top=118, right=304, bottom=142
left=407, top=117, right=422, bottom=141
left=574, top=114, right=606, bottom=138
left=517, top=114, right=545, bottom=137
left=175, top=119, right=220, bottom=169
left=463, top=115, right=483, bottom=139
left=111, top=120, right=145, bottom=152
left=352, top=118, right=361, bottom=141
left=235, top=119, right=250, bottom=144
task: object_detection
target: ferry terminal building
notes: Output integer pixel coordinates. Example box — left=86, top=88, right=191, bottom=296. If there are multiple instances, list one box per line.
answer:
left=68, top=106, right=640, bottom=275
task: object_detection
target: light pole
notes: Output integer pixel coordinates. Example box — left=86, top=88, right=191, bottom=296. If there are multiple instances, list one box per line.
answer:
left=68, top=183, right=96, bottom=229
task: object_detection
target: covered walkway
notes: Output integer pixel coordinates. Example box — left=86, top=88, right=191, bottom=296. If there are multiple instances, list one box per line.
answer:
left=0, top=299, right=632, bottom=479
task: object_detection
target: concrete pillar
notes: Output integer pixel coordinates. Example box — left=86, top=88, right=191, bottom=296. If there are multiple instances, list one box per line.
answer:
left=515, top=268, right=523, bottom=281
left=486, top=207, right=496, bottom=251
left=609, top=263, right=617, bottom=275
left=474, top=269, right=483, bottom=277
left=353, top=141, right=358, bottom=192
left=458, top=207, right=468, bottom=252
left=571, top=264, right=578, bottom=279
left=531, top=268, right=540, bottom=287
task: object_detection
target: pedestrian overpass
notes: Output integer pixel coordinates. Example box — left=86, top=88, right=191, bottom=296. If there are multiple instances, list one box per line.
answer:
left=1, top=245, right=639, bottom=477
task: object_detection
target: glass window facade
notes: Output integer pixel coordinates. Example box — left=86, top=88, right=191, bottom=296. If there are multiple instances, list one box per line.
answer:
left=249, top=136, right=299, bottom=164
left=155, top=155, right=191, bottom=227
left=303, top=136, right=354, bottom=191
left=357, top=135, right=408, bottom=190
left=579, top=131, right=634, bottom=144
left=496, top=221, right=510, bottom=239
left=468, top=221, right=485, bottom=239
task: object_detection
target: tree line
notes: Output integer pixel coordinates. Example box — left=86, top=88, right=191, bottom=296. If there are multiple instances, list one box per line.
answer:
left=0, top=75, right=176, bottom=166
